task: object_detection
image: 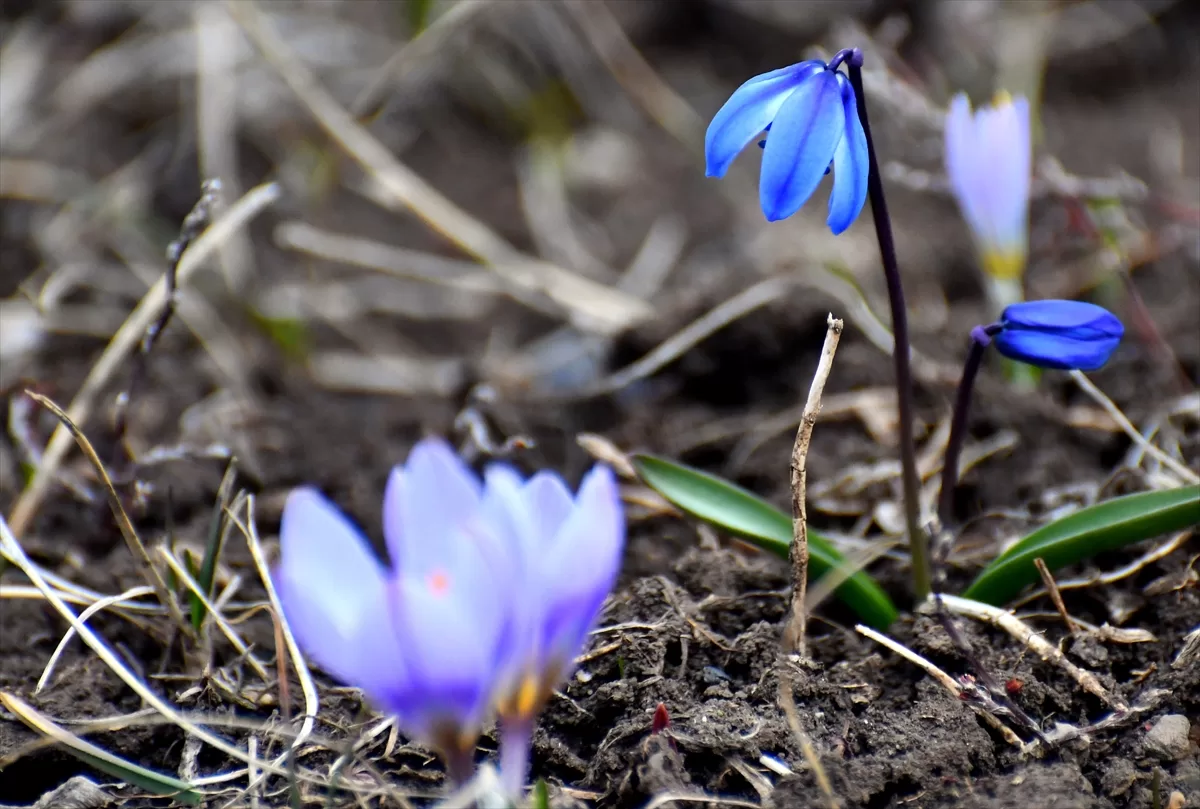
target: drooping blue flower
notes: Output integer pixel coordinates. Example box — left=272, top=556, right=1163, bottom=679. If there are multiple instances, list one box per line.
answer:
left=274, top=438, right=514, bottom=769
left=705, top=59, right=868, bottom=231
left=944, top=91, right=1032, bottom=282
left=993, top=300, right=1123, bottom=371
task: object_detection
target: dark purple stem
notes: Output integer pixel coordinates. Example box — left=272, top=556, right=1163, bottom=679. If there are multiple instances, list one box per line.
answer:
left=845, top=53, right=928, bottom=598
left=938, top=324, right=1003, bottom=527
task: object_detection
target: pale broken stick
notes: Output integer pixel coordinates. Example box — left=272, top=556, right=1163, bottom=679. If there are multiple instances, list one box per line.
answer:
left=938, top=593, right=1128, bottom=711
left=782, top=314, right=843, bottom=657
left=855, top=624, right=1025, bottom=750
left=6, top=180, right=281, bottom=537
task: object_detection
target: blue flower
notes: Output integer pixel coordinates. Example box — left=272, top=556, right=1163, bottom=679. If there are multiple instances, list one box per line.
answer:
left=944, top=92, right=1032, bottom=281
left=993, top=300, right=1123, bottom=371
left=705, top=59, right=869, bottom=231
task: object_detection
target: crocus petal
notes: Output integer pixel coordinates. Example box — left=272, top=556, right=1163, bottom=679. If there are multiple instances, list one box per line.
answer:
left=538, top=465, right=625, bottom=669
left=383, top=437, right=482, bottom=575
left=945, top=91, right=1032, bottom=273
left=523, top=471, right=574, bottom=547
left=479, top=465, right=543, bottom=683
left=705, top=61, right=824, bottom=179
left=945, top=93, right=990, bottom=243
left=759, top=68, right=844, bottom=222
left=274, top=488, right=407, bottom=701
left=380, top=571, right=499, bottom=735
left=994, top=300, right=1124, bottom=370
left=827, top=72, right=868, bottom=234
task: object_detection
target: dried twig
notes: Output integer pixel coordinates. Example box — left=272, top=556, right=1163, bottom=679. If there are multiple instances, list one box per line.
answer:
left=782, top=314, right=842, bottom=656
left=111, top=179, right=222, bottom=463
left=854, top=624, right=1025, bottom=749
left=1033, top=558, right=1078, bottom=634
left=938, top=593, right=1128, bottom=711
left=1012, top=530, right=1192, bottom=607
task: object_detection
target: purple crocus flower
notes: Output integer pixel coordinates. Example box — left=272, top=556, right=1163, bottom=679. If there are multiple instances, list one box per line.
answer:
left=479, top=463, right=625, bottom=794
left=274, top=436, right=627, bottom=795
left=705, top=59, right=869, bottom=231
left=274, top=438, right=513, bottom=780
left=993, top=300, right=1124, bottom=371
left=944, top=91, right=1032, bottom=282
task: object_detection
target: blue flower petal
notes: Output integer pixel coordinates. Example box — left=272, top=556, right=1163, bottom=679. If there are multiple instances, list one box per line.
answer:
left=704, top=61, right=824, bottom=179
left=274, top=488, right=409, bottom=708
left=827, top=72, right=868, bottom=234
left=994, top=300, right=1124, bottom=370
left=759, top=68, right=844, bottom=222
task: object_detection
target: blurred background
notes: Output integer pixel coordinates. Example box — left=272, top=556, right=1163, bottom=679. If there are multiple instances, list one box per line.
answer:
left=1, top=0, right=1197, bottom=544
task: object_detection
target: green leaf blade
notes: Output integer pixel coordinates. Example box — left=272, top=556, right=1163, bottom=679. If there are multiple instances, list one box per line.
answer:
left=632, top=453, right=898, bottom=629
left=963, top=485, right=1200, bottom=605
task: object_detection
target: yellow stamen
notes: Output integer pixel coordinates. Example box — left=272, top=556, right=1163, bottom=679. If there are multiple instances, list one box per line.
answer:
left=515, top=675, right=540, bottom=717
left=991, top=89, right=1013, bottom=109
left=982, top=250, right=1025, bottom=281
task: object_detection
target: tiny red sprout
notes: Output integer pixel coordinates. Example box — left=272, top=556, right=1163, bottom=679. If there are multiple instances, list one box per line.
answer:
left=1005, top=678, right=1023, bottom=696
left=651, top=703, right=670, bottom=734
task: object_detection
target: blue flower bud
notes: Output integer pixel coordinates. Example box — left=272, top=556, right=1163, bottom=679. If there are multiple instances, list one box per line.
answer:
left=993, top=300, right=1124, bottom=371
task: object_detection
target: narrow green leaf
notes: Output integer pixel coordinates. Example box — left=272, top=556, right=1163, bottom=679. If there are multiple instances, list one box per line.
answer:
left=532, top=779, right=550, bottom=809
left=963, top=485, right=1200, bottom=605
left=192, top=460, right=237, bottom=631
left=632, top=453, right=898, bottom=629
left=407, top=0, right=437, bottom=33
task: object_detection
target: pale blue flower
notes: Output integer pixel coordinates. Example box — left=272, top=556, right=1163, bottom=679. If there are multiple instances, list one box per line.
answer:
left=273, top=436, right=626, bottom=795
left=705, top=59, right=869, bottom=231
left=274, top=438, right=513, bottom=765
left=994, top=300, right=1123, bottom=370
left=480, top=462, right=624, bottom=796
left=944, top=92, right=1032, bottom=280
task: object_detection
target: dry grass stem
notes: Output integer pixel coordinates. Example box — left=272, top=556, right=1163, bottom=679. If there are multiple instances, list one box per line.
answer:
left=554, top=276, right=794, bottom=401
left=24, top=392, right=193, bottom=638
left=225, top=0, right=649, bottom=335
left=0, top=514, right=303, bottom=782
left=5, top=180, right=281, bottom=536
left=782, top=314, right=843, bottom=656
left=1069, top=370, right=1199, bottom=485
left=233, top=496, right=319, bottom=752
left=36, top=585, right=156, bottom=694
left=157, top=547, right=271, bottom=683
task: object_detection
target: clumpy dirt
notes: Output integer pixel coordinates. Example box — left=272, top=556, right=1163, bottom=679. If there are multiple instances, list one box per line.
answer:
left=2, top=1, right=1199, bottom=808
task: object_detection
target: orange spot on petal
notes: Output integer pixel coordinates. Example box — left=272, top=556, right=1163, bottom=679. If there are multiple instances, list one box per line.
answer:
left=428, top=570, right=450, bottom=595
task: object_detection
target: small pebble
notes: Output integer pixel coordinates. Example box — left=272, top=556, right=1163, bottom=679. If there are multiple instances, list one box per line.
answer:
left=1145, top=714, right=1192, bottom=762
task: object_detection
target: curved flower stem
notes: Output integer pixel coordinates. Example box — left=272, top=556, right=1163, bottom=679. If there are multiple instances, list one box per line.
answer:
left=845, top=51, right=928, bottom=599
left=937, top=324, right=1002, bottom=528
left=498, top=715, right=535, bottom=800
